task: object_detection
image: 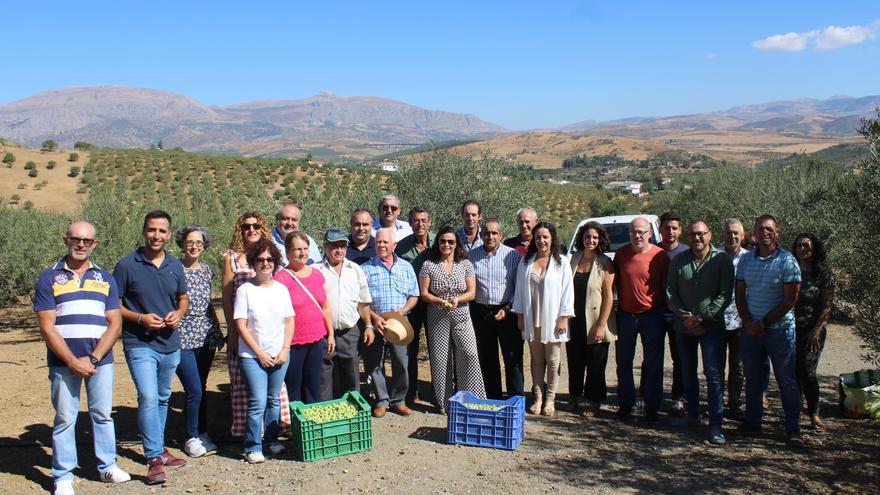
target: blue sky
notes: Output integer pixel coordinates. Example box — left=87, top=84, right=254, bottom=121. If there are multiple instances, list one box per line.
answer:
left=3, top=1, right=879, bottom=129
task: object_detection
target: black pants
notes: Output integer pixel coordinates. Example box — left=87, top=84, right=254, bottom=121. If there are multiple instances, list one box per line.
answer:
left=719, top=329, right=744, bottom=411
left=406, top=301, right=429, bottom=402
left=567, top=336, right=610, bottom=403
left=469, top=302, right=524, bottom=399
left=796, top=326, right=827, bottom=416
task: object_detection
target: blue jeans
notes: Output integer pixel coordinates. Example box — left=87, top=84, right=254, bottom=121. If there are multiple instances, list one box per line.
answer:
left=49, top=364, right=118, bottom=481
left=740, top=324, right=801, bottom=432
left=676, top=329, right=725, bottom=427
left=616, top=308, right=665, bottom=412
left=124, top=346, right=180, bottom=459
left=176, top=346, right=215, bottom=439
left=286, top=339, right=325, bottom=404
left=240, top=357, right=290, bottom=453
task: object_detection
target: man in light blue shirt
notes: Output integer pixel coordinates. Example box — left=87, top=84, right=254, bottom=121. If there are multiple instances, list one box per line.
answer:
left=272, top=202, right=320, bottom=265
left=735, top=214, right=803, bottom=447
left=362, top=228, right=420, bottom=418
left=456, top=199, right=483, bottom=252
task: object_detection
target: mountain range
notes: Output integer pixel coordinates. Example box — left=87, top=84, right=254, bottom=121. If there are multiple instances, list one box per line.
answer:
left=0, top=86, right=877, bottom=161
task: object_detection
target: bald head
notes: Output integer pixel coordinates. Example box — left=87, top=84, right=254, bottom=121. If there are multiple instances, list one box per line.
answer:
left=65, top=220, right=98, bottom=263
left=629, top=217, right=652, bottom=251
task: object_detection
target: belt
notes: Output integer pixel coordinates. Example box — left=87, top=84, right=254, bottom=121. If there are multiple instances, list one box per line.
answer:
left=475, top=302, right=506, bottom=310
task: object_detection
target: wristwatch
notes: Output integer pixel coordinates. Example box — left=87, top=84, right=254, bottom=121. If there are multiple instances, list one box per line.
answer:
left=88, top=354, right=99, bottom=367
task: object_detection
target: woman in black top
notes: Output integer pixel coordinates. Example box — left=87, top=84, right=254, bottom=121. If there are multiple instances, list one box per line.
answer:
left=792, top=233, right=834, bottom=431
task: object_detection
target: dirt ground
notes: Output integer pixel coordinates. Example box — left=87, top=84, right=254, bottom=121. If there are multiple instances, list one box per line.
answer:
left=0, top=145, right=87, bottom=213
left=1, top=304, right=877, bottom=494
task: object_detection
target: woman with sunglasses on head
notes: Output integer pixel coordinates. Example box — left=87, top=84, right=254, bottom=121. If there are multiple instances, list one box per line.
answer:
left=512, top=221, right=574, bottom=416
left=174, top=225, right=223, bottom=457
left=419, top=226, right=485, bottom=412
left=222, top=212, right=291, bottom=438
left=233, top=238, right=294, bottom=463
left=792, top=233, right=835, bottom=431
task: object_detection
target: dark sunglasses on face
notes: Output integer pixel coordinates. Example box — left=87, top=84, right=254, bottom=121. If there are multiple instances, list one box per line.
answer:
left=381, top=204, right=399, bottom=212
left=241, top=223, right=262, bottom=232
left=255, top=256, right=275, bottom=264
left=438, top=239, right=456, bottom=245
left=68, top=236, right=95, bottom=247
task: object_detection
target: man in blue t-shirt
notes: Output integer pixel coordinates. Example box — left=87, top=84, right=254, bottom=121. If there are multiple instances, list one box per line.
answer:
left=35, top=221, right=131, bottom=495
left=113, top=210, right=189, bottom=484
left=734, top=214, right=804, bottom=448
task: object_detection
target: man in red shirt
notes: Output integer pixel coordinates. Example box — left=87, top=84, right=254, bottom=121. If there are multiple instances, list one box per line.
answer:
left=614, top=217, right=670, bottom=423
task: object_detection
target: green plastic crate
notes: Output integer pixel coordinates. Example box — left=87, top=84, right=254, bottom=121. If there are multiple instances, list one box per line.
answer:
left=290, top=391, right=372, bottom=461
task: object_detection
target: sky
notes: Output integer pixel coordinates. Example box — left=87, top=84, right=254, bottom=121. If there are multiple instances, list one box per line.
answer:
left=3, top=1, right=879, bottom=129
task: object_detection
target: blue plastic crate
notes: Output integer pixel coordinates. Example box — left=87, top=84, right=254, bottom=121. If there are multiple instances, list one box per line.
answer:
left=447, top=391, right=524, bottom=450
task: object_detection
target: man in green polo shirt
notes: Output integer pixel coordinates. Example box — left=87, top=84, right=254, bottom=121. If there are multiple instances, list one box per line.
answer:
left=666, top=220, right=734, bottom=445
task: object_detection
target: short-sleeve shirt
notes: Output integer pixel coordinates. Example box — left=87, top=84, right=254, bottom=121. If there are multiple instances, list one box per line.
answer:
left=614, top=244, right=669, bottom=314
left=362, top=255, right=419, bottom=314
left=722, top=246, right=750, bottom=330
left=34, top=258, right=120, bottom=367
left=178, top=263, right=222, bottom=350
left=736, top=247, right=801, bottom=330
left=233, top=280, right=295, bottom=358
left=794, top=263, right=835, bottom=332
left=113, top=249, right=188, bottom=353
left=419, top=259, right=475, bottom=300
left=469, top=244, right=521, bottom=306
left=274, top=268, right=328, bottom=345
left=315, top=259, right=372, bottom=330
left=346, top=236, right=376, bottom=265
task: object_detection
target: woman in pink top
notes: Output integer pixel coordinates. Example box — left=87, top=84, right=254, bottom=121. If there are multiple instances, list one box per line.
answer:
left=275, top=231, right=335, bottom=403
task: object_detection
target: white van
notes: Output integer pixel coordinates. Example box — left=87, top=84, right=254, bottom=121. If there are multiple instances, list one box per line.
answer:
left=567, top=214, right=662, bottom=259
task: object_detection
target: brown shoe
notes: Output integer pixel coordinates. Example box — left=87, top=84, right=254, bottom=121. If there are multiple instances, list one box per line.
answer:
left=160, top=448, right=187, bottom=468
left=146, top=457, right=166, bottom=485
left=372, top=406, right=387, bottom=418
left=391, top=403, right=412, bottom=416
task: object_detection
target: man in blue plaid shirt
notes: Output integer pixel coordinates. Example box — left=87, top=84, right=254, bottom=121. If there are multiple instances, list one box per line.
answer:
left=362, top=228, right=420, bottom=418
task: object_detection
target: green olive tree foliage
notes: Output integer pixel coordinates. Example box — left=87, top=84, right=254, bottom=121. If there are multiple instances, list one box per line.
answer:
left=389, top=151, right=542, bottom=234
left=840, top=111, right=880, bottom=365
left=41, top=139, right=58, bottom=152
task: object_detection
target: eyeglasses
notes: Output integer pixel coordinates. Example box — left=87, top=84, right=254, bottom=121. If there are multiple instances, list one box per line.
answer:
left=255, top=256, right=275, bottom=264
left=438, top=239, right=456, bottom=245
left=630, top=230, right=650, bottom=238
left=688, top=231, right=709, bottom=238
left=67, top=236, right=95, bottom=247
left=381, top=204, right=399, bottom=212
left=184, top=240, right=204, bottom=248
left=241, top=223, right=262, bottom=232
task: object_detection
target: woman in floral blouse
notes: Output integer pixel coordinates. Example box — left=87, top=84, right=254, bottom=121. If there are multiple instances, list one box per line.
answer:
left=175, top=225, right=224, bottom=457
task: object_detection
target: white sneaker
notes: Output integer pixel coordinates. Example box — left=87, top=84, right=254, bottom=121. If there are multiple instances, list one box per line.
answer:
left=267, top=442, right=285, bottom=455
left=198, top=433, right=218, bottom=453
left=54, top=479, right=75, bottom=495
left=184, top=437, right=207, bottom=457
left=99, top=465, right=131, bottom=483
left=245, top=451, right=265, bottom=464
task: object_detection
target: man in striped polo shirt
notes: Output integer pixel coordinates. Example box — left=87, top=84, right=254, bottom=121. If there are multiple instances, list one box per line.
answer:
left=735, top=214, right=804, bottom=447
left=35, top=221, right=130, bottom=495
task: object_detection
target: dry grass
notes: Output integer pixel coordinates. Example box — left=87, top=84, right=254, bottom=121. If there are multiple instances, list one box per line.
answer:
left=0, top=145, right=87, bottom=213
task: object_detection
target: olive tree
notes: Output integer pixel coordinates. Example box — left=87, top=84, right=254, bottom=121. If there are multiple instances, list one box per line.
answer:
left=389, top=151, right=542, bottom=234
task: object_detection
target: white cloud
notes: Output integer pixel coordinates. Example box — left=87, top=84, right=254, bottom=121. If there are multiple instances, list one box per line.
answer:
left=815, top=25, right=875, bottom=50
left=753, top=22, right=879, bottom=52
left=752, top=31, right=817, bottom=51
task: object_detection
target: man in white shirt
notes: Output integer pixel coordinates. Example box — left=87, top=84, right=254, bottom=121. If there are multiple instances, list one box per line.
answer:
left=315, top=228, right=374, bottom=400
left=272, top=202, right=320, bottom=265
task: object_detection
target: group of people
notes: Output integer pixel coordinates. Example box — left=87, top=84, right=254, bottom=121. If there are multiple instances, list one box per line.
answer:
left=35, top=195, right=835, bottom=495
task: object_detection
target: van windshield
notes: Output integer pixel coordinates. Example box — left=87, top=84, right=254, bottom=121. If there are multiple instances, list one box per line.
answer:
left=606, top=223, right=632, bottom=252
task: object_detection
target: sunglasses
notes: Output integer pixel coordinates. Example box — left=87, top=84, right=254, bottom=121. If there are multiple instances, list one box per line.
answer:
left=438, top=239, right=456, bottom=245
left=255, top=256, right=275, bottom=264
left=241, top=223, right=262, bottom=232
left=67, top=236, right=95, bottom=247
left=381, top=204, right=399, bottom=212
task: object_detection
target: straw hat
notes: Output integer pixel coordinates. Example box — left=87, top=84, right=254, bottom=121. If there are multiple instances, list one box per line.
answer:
left=382, top=312, right=414, bottom=346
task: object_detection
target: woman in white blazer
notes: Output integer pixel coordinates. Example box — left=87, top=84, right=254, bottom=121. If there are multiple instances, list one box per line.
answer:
left=512, top=222, right=574, bottom=416
left=567, top=222, right=616, bottom=417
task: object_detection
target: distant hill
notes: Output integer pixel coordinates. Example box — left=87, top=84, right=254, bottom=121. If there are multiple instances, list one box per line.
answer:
left=0, top=86, right=507, bottom=160
left=576, top=95, right=879, bottom=138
